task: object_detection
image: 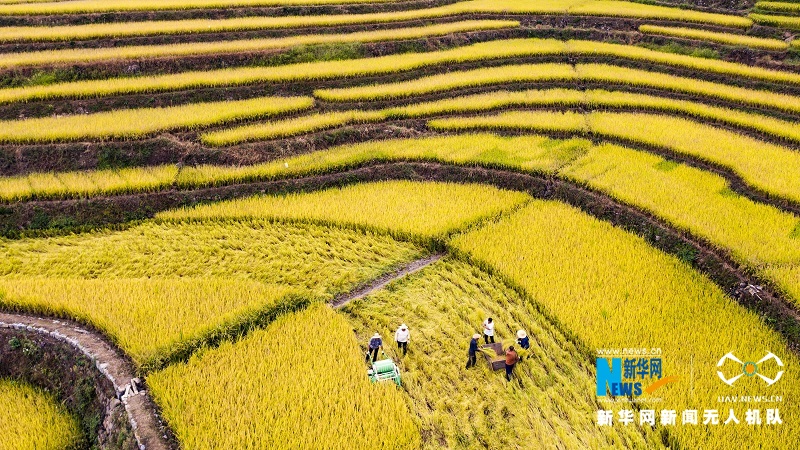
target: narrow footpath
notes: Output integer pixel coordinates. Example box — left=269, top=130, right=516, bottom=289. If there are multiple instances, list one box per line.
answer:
left=0, top=313, right=172, bottom=450
left=332, top=253, right=445, bottom=308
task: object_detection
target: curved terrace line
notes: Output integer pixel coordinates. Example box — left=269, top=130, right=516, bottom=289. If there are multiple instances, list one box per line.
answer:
left=199, top=117, right=800, bottom=216
left=7, top=48, right=800, bottom=123
left=2, top=161, right=798, bottom=351
left=0, top=20, right=520, bottom=70
left=0, top=248, right=445, bottom=448
left=0, top=17, right=775, bottom=60
left=4, top=38, right=800, bottom=106
left=2, top=116, right=799, bottom=259
left=0, top=313, right=173, bottom=450
left=0, top=0, right=750, bottom=28
left=8, top=68, right=800, bottom=142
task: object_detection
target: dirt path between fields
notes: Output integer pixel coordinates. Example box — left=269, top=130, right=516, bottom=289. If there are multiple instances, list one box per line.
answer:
left=332, top=253, right=445, bottom=308
left=0, top=313, right=173, bottom=450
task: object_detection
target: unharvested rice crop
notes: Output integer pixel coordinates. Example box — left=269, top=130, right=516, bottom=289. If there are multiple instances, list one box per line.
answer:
left=561, top=143, right=800, bottom=303
left=0, top=20, right=519, bottom=69
left=0, top=165, right=179, bottom=202
left=213, top=87, right=800, bottom=146
left=167, top=134, right=800, bottom=307
left=316, top=62, right=800, bottom=114
left=0, top=0, right=750, bottom=26
left=764, top=264, right=800, bottom=303
left=754, top=1, right=800, bottom=13
left=0, top=220, right=422, bottom=367
left=7, top=132, right=800, bottom=307
left=638, top=24, right=789, bottom=50
left=177, top=134, right=589, bottom=187
left=0, top=220, right=421, bottom=294
left=576, top=64, right=800, bottom=113
left=450, top=200, right=800, bottom=449
left=0, top=0, right=395, bottom=15
left=0, top=380, right=79, bottom=450
left=147, top=304, right=420, bottom=450
left=3, top=38, right=795, bottom=105
left=751, top=13, right=800, bottom=31
left=0, top=278, right=300, bottom=369
left=429, top=110, right=800, bottom=204
left=0, top=134, right=588, bottom=201
left=315, top=63, right=577, bottom=101
left=0, top=96, right=312, bottom=143
left=344, top=259, right=660, bottom=449
left=201, top=110, right=384, bottom=146
left=157, top=180, right=531, bottom=241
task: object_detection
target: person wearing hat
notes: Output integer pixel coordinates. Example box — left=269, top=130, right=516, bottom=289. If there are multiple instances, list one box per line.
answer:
left=368, top=333, right=383, bottom=363
left=466, top=334, right=481, bottom=369
left=395, top=324, right=410, bottom=356
left=516, top=330, right=530, bottom=350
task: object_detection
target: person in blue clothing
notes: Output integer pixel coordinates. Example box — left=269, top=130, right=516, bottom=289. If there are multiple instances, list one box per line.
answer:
left=466, top=333, right=481, bottom=368
left=368, top=333, right=383, bottom=363
left=516, top=329, right=530, bottom=361
left=516, top=330, right=530, bottom=350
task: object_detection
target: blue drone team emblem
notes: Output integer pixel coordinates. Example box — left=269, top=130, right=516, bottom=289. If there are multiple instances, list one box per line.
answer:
left=717, top=352, right=784, bottom=386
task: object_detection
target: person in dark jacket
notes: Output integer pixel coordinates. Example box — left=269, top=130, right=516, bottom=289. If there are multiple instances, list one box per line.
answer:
left=368, top=333, right=383, bottom=363
left=505, top=346, right=519, bottom=381
left=517, top=330, right=530, bottom=350
left=466, top=334, right=480, bottom=368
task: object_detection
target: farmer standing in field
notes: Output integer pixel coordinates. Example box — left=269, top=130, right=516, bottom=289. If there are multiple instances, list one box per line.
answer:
left=516, top=329, right=530, bottom=361
left=466, top=334, right=480, bottom=369
left=483, top=317, right=495, bottom=344
left=395, top=324, right=410, bottom=356
left=368, top=333, right=383, bottom=363
left=516, top=330, right=530, bottom=350
left=505, top=346, right=519, bottom=381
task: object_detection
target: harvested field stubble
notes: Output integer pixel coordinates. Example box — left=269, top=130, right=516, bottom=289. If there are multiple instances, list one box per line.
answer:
left=344, top=259, right=661, bottom=449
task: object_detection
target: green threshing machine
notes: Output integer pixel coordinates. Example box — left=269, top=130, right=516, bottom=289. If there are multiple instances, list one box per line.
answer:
left=368, top=354, right=402, bottom=386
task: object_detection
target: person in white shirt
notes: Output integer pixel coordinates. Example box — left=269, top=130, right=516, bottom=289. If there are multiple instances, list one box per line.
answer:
left=483, top=317, right=495, bottom=344
left=395, top=324, right=410, bottom=356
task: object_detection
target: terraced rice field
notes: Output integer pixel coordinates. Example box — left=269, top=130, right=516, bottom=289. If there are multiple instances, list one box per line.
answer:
left=0, top=380, right=79, bottom=450
left=2, top=0, right=799, bottom=448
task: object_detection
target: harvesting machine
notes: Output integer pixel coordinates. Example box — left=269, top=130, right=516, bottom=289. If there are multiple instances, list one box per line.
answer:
left=367, top=354, right=402, bottom=386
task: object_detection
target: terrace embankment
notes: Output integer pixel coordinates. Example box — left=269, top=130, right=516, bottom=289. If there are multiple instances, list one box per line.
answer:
left=0, top=314, right=176, bottom=450
left=1, top=161, right=797, bottom=350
